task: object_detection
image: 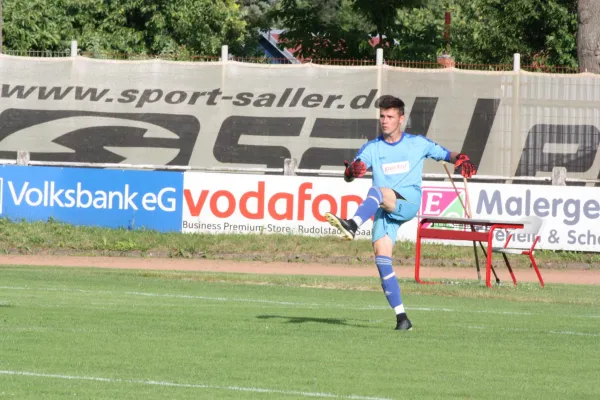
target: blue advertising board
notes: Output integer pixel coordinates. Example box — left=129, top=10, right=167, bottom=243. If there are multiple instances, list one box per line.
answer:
left=0, top=165, right=183, bottom=232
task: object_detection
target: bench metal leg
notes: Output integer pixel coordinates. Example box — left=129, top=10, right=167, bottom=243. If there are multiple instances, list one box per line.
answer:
left=472, top=241, right=481, bottom=282
left=477, top=241, right=501, bottom=285
left=529, top=253, right=545, bottom=288
left=501, top=253, right=518, bottom=286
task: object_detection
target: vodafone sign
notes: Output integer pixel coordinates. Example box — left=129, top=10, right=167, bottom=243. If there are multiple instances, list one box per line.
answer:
left=181, top=172, right=600, bottom=251
left=181, top=173, right=466, bottom=242
left=182, top=172, right=378, bottom=238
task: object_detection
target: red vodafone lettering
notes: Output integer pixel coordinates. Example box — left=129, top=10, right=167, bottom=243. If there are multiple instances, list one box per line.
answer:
left=312, top=194, right=337, bottom=222
left=184, top=189, right=209, bottom=216
left=268, top=192, right=294, bottom=220
left=184, top=180, right=362, bottom=221
left=240, top=181, right=265, bottom=219
left=297, top=182, right=312, bottom=220
left=210, top=190, right=236, bottom=218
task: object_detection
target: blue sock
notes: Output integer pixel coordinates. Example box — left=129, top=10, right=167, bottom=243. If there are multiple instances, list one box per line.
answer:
left=352, top=187, right=383, bottom=226
left=375, top=256, right=405, bottom=314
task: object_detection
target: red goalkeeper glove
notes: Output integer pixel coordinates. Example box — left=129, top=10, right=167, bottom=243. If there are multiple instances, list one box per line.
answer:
left=454, top=153, right=477, bottom=178
left=344, top=159, right=367, bottom=179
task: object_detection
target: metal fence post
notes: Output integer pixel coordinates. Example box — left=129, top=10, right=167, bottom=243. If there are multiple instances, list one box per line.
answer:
left=513, top=53, right=521, bottom=72
left=283, top=158, right=298, bottom=176
left=376, top=48, right=384, bottom=66
left=376, top=48, right=384, bottom=135
left=510, top=53, right=521, bottom=177
left=17, top=150, right=30, bottom=166
left=551, top=167, right=567, bottom=186
left=221, top=45, right=229, bottom=62
left=71, top=40, right=78, bottom=57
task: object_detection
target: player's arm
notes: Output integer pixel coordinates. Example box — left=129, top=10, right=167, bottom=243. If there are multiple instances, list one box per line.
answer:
left=424, top=139, right=477, bottom=178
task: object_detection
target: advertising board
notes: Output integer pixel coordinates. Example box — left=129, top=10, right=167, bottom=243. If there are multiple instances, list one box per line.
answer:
left=0, top=165, right=183, bottom=232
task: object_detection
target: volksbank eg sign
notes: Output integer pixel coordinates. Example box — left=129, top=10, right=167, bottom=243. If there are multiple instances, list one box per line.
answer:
left=10, top=181, right=176, bottom=211
left=0, top=165, right=182, bottom=231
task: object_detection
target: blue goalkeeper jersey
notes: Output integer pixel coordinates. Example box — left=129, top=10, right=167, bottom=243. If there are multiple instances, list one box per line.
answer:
left=353, top=133, right=451, bottom=203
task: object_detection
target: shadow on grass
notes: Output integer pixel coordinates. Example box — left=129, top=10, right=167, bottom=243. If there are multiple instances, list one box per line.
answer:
left=257, top=314, right=370, bottom=328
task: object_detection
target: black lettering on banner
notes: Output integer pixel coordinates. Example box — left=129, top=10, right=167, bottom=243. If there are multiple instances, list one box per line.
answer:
left=1, top=84, right=37, bottom=99
left=188, top=91, right=206, bottom=105
left=164, top=91, right=188, bottom=105
left=254, top=93, right=277, bottom=107
left=213, top=116, right=304, bottom=169
left=459, top=98, right=500, bottom=171
left=135, top=89, right=163, bottom=108
left=0, top=109, right=200, bottom=165
left=118, top=89, right=139, bottom=104
left=38, top=86, right=74, bottom=100
left=350, top=89, right=378, bottom=109
left=404, top=97, right=438, bottom=136
left=233, top=92, right=253, bottom=106
left=74, top=87, right=110, bottom=102
left=206, top=88, right=223, bottom=105
left=298, top=119, right=379, bottom=171
left=516, top=125, right=600, bottom=185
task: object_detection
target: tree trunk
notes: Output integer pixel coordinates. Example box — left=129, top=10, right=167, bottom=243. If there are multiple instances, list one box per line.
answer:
left=577, top=0, right=600, bottom=73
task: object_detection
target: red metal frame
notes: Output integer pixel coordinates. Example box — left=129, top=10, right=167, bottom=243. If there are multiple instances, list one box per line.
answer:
left=415, top=217, right=544, bottom=288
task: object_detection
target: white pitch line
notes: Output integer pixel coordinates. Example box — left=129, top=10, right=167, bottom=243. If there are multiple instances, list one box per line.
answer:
left=0, top=370, right=391, bottom=400
left=450, top=324, right=600, bottom=337
left=547, top=330, right=600, bottom=337
left=1, top=285, right=599, bottom=320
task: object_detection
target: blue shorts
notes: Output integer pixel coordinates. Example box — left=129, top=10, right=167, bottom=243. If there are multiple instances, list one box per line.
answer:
left=372, top=199, right=420, bottom=244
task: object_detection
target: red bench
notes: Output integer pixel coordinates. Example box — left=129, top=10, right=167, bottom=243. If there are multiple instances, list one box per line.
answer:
left=415, top=215, right=545, bottom=288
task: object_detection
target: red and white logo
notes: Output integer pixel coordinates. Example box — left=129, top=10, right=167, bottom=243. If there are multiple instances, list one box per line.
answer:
left=382, top=161, right=409, bottom=175
left=419, top=185, right=468, bottom=229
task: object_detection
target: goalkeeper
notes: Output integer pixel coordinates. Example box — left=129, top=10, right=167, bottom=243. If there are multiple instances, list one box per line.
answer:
left=325, top=95, right=476, bottom=331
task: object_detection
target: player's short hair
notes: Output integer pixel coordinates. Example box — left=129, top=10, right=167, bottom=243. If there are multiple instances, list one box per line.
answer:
left=377, top=95, right=405, bottom=116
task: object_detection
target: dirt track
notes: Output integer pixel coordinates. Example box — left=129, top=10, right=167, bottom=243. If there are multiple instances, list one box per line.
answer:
left=1, top=255, right=599, bottom=285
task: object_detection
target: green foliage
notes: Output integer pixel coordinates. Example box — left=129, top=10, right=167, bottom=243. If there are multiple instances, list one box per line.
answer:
left=454, top=0, right=578, bottom=66
left=1, top=0, right=580, bottom=66
left=352, top=0, right=426, bottom=48
left=2, top=0, right=74, bottom=52
left=2, top=0, right=247, bottom=56
left=238, top=0, right=280, bottom=56
left=270, top=0, right=578, bottom=65
left=268, top=0, right=376, bottom=59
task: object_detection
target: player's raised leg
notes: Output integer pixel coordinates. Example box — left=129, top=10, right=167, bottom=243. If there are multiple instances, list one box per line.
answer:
left=325, top=187, right=397, bottom=240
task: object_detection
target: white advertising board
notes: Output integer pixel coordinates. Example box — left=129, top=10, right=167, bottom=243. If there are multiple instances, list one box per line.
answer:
left=182, top=172, right=600, bottom=252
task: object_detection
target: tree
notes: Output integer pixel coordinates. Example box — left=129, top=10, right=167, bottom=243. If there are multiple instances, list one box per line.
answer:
left=456, top=0, right=577, bottom=67
left=388, top=0, right=579, bottom=66
left=2, top=0, right=74, bottom=52
left=577, top=0, right=600, bottom=73
left=239, top=0, right=279, bottom=30
left=351, top=0, right=426, bottom=49
left=1, top=0, right=247, bottom=57
left=238, top=0, right=280, bottom=56
left=268, top=0, right=376, bottom=59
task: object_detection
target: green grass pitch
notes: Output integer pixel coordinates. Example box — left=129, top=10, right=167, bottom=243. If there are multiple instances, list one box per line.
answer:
left=1, top=265, right=599, bottom=399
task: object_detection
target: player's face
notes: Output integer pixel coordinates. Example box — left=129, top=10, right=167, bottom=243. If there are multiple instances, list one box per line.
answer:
left=379, top=108, right=404, bottom=135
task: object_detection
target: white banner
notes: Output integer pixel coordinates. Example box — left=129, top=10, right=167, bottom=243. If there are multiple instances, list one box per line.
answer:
left=2, top=55, right=600, bottom=182
left=182, top=172, right=600, bottom=252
